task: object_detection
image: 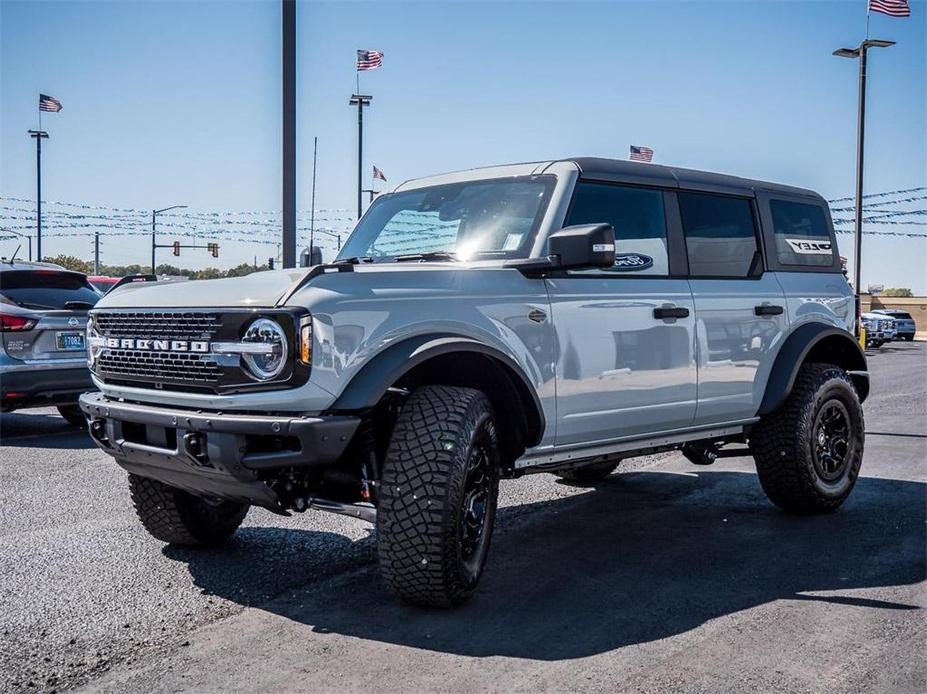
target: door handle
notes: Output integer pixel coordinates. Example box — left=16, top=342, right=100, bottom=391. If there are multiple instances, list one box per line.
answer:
left=754, top=304, right=784, bottom=317
left=653, top=306, right=690, bottom=320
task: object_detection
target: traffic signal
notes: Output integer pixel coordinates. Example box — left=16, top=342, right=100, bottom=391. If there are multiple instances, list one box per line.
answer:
left=208, top=242, right=219, bottom=258
left=268, top=257, right=275, bottom=270
left=172, top=241, right=180, bottom=256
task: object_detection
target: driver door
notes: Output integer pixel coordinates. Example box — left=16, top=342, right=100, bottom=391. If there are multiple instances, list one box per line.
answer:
left=547, top=181, right=697, bottom=446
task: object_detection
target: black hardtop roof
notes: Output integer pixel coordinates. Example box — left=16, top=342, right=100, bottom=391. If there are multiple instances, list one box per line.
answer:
left=565, top=157, right=823, bottom=201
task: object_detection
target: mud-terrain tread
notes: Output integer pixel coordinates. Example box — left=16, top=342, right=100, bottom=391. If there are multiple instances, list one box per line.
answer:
left=128, top=473, right=249, bottom=545
left=752, top=363, right=864, bottom=514
left=377, top=385, right=499, bottom=608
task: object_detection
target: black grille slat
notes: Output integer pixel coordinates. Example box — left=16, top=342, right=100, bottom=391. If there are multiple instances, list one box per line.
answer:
left=95, top=311, right=222, bottom=340
left=98, top=349, right=220, bottom=383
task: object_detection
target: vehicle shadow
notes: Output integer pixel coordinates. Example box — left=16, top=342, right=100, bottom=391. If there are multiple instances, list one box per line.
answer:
left=165, top=525, right=377, bottom=607
left=0, top=411, right=95, bottom=449
left=171, top=470, right=925, bottom=661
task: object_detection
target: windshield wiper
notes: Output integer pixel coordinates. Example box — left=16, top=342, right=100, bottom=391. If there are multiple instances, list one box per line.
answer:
left=392, top=251, right=458, bottom=263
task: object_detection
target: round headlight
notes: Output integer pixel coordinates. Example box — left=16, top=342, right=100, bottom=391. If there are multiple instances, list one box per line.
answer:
left=241, top=318, right=288, bottom=381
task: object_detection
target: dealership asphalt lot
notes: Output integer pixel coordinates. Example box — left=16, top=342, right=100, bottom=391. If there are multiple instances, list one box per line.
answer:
left=1, top=342, right=924, bottom=693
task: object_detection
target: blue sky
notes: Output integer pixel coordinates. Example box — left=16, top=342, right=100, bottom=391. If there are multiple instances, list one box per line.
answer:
left=1, top=0, right=925, bottom=289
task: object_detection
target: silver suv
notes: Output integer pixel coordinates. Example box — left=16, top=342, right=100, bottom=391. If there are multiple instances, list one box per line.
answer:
left=871, top=309, right=916, bottom=341
left=1, top=259, right=99, bottom=424
left=80, top=158, right=869, bottom=607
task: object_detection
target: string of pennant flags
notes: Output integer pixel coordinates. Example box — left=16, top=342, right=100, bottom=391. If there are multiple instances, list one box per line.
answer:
left=1, top=183, right=926, bottom=246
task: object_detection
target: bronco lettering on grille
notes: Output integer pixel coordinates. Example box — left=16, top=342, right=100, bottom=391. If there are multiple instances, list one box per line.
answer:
left=104, top=337, right=209, bottom=353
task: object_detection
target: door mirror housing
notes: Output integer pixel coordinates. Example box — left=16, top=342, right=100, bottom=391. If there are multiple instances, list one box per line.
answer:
left=548, top=223, right=616, bottom=270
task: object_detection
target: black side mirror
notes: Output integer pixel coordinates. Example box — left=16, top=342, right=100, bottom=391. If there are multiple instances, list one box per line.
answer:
left=548, top=223, right=616, bottom=270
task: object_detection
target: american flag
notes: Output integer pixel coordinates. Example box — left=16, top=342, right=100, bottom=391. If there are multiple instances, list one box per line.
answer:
left=629, top=145, right=654, bottom=162
left=357, top=50, right=384, bottom=71
left=39, top=94, right=62, bottom=113
left=373, top=165, right=387, bottom=182
left=869, top=0, right=910, bottom=17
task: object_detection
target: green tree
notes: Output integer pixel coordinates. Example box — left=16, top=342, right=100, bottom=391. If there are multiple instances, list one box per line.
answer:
left=882, top=288, right=913, bottom=298
left=42, top=255, right=93, bottom=273
left=193, top=267, right=223, bottom=280
left=225, top=262, right=265, bottom=277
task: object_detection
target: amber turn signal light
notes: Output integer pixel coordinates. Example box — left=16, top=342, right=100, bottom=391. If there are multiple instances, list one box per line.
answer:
left=299, top=319, right=312, bottom=365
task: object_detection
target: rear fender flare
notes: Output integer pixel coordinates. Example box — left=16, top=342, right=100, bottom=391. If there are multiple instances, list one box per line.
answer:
left=757, top=323, right=868, bottom=416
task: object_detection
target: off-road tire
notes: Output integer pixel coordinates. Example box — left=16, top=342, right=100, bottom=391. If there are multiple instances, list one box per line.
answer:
left=128, top=473, right=249, bottom=545
left=377, top=385, right=500, bottom=608
left=57, top=404, right=86, bottom=428
left=752, top=363, right=864, bottom=514
left=555, top=460, right=620, bottom=484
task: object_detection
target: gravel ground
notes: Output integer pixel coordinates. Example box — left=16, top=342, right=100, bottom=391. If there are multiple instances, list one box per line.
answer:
left=0, top=341, right=924, bottom=693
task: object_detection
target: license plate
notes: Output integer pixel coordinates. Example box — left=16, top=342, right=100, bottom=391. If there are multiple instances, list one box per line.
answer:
left=56, top=332, right=85, bottom=351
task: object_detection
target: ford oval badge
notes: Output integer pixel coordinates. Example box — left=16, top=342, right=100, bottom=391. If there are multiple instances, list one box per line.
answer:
left=613, top=253, right=653, bottom=271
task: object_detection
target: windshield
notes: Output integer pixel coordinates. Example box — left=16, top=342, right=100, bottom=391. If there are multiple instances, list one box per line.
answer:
left=338, top=175, right=556, bottom=261
left=0, top=270, right=100, bottom=310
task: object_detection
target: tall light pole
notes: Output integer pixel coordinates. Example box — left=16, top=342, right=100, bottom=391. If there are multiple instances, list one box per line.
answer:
left=151, top=205, right=187, bottom=273
left=282, top=0, right=297, bottom=268
left=349, top=94, right=372, bottom=220
left=27, top=129, right=48, bottom=260
left=833, top=38, right=894, bottom=310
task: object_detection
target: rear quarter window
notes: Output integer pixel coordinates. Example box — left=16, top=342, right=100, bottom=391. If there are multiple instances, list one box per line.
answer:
left=770, top=200, right=835, bottom=267
left=678, top=192, right=758, bottom=278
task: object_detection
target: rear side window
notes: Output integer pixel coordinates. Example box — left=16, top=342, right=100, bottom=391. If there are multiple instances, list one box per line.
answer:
left=565, top=182, right=669, bottom=275
left=678, top=192, right=758, bottom=278
left=769, top=200, right=834, bottom=267
left=0, top=271, right=100, bottom=310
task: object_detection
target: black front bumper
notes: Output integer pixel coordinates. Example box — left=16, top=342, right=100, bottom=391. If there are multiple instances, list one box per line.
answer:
left=1, top=366, right=93, bottom=411
left=79, top=392, right=360, bottom=509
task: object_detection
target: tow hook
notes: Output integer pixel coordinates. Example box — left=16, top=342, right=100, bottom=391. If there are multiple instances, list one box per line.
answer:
left=89, top=418, right=110, bottom=447
left=182, top=432, right=208, bottom=465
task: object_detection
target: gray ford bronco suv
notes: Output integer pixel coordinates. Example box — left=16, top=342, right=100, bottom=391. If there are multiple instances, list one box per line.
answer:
left=80, top=158, right=868, bottom=607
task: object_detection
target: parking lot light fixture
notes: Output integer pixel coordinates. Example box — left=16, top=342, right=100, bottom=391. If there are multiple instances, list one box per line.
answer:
left=832, top=39, right=895, bottom=318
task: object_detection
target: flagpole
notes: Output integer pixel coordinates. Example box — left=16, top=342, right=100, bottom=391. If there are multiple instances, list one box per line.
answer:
left=866, top=1, right=871, bottom=39
left=309, top=136, right=318, bottom=257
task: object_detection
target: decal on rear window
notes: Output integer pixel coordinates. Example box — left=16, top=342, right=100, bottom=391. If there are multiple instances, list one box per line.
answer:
left=785, top=239, right=832, bottom=255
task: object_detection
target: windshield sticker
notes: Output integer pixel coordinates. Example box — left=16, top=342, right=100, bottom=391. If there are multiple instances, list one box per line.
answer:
left=785, top=239, right=832, bottom=255
left=613, top=253, right=654, bottom=271
left=502, top=233, right=523, bottom=251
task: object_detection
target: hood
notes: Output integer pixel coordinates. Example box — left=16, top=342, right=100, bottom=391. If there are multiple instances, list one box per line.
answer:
left=95, top=269, right=305, bottom=309
left=94, top=262, right=504, bottom=310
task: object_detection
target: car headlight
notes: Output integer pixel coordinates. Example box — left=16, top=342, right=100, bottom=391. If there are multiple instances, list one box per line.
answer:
left=241, top=318, right=288, bottom=381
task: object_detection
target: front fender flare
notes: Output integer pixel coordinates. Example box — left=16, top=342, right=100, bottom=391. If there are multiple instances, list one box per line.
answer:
left=329, top=334, right=545, bottom=444
left=757, top=323, right=868, bottom=416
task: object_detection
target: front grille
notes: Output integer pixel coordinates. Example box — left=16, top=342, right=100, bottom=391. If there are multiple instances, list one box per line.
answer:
left=94, top=310, right=230, bottom=388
